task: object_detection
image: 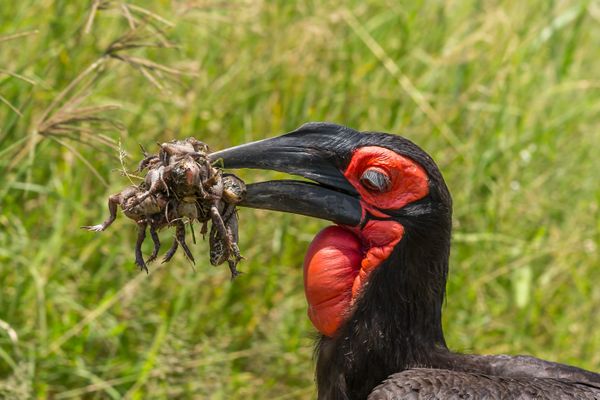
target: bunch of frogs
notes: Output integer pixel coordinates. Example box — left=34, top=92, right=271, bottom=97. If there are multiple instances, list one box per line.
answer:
left=83, top=138, right=246, bottom=279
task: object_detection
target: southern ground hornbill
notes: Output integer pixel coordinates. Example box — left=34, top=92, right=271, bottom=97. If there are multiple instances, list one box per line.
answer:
left=211, top=122, right=600, bottom=399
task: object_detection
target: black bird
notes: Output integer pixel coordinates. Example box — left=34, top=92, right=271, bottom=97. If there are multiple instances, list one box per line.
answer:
left=211, top=122, right=600, bottom=399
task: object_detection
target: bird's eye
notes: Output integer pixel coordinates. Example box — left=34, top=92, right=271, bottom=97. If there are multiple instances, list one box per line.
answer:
left=360, top=168, right=391, bottom=192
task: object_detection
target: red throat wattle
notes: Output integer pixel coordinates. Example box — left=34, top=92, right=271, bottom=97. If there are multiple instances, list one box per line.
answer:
left=302, top=145, right=429, bottom=337
left=303, top=221, right=404, bottom=337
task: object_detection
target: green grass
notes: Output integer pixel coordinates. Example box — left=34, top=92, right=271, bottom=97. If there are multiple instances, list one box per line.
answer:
left=1, top=0, right=600, bottom=398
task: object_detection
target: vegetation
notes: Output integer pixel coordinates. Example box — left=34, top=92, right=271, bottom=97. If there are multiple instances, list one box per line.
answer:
left=1, top=0, right=599, bottom=398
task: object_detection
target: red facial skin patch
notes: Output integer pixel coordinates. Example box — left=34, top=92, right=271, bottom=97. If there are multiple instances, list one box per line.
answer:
left=350, top=220, right=405, bottom=298
left=303, top=146, right=429, bottom=337
left=344, top=146, right=429, bottom=211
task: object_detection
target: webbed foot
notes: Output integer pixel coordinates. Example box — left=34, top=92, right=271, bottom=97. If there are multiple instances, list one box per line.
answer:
left=81, top=224, right=106, bottom=232
left=227, top=260, right=242, bottom=281
left=162, top=237, right=178, bottom=264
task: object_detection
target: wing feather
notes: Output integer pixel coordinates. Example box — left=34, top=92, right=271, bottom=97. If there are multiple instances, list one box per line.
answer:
left=368, top=368, right=600, bottom=400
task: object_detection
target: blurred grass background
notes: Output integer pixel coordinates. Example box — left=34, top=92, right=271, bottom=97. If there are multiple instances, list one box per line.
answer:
left=1, top=0, right=600, bottom=398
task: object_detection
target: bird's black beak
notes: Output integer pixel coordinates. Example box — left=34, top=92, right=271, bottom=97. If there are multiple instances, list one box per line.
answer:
left=209, top=123, right=363, bottom=227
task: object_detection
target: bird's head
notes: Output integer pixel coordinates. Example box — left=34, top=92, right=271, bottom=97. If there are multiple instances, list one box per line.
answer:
left=211, top=122, right=452, bottom=338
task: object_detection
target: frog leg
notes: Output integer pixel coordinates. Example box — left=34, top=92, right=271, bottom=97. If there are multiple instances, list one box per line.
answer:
left=209, top=203, right=230, bottom=245
left=135, top=222, right=149, bottom=273
left=200, top=162, right=221, bottom=200
left=208, top=202, right=237, bottom=263
left=221, top=209, right=243, bottom=280
left=175, top=220, right=195, bottom=265
left=195, top=170, right=212, bottom=200
left=189, top=221, right=197, bottom=244
left=208, top=205, right=243, bottom=277
left=200, top=221, right=209, bottom=239
left=222, top=205, right=243, bottom=262
left=162, top=234, right=179, bottom=264
left=226, top=206, right=244, bottom=264
left=126, top=166, right=168, bottom=210
left=203, top=166, right=219, bottom=188
left=209, top=223, right=227, bottom=266
left=146, top=224, right=161, bottom=263
left=136, top=153, right=159, bottom=172
left=227, top=260, right=242, bottom=280
left=81, top=193, right=122, bottom=232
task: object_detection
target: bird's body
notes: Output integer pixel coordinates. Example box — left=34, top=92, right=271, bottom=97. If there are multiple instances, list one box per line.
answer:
left=211, top=122, right=600, bottom=399
left=371, top=367, right=600, bottom=400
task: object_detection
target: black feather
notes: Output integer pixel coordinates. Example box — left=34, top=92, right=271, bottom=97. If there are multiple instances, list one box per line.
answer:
left=301, top=124, right=600, bottom=400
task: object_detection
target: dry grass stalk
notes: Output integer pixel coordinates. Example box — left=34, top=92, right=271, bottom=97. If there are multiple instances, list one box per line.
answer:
left=83, top=0, right=112, bottom=34
left=0, top=31, right=38, bottom=117
left=85, top=1, right=174, bottom=35
left=0, top=94, right=23, bottom=116
left=105, top=28, right=197, bottom=91
left=0, top=68, right=37, bottom=85
left=116, top=139, right=143, bottom=185
left=0, top=30, right=38, bottom=44
left=9, top=2, right=196, bottom=176
left=35, top=57, right=122, bottom=151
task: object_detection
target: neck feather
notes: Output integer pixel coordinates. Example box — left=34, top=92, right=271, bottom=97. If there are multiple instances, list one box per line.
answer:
left=315, top=211, right=452, bottom=400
